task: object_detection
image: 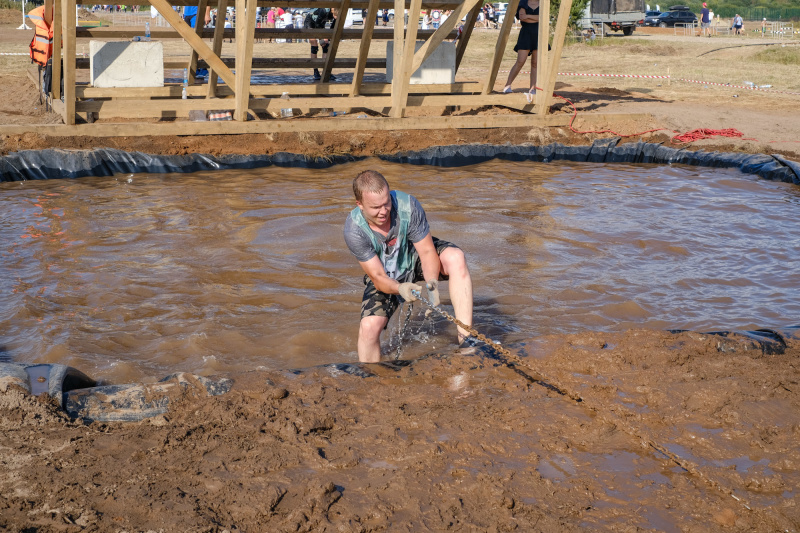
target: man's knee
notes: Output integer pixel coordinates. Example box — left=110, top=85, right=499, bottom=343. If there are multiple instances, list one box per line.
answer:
left=310, top=45, right=319, bottom=54
left=359, top=316, right=388, bottom=340
left=440, top=247, right=468, bottom=276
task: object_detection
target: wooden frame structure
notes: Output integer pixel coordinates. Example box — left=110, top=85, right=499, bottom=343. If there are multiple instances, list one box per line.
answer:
left=33, top=0, right=577, bottom=134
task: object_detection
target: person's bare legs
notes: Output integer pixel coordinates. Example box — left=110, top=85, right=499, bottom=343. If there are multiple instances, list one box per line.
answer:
left=438, top=247, right=473, bottom=342
left=528, top=49, right=538, bottom=92
left=503, top=49, right=530, bottom=92
left=358, top=315, right=389, bottom=362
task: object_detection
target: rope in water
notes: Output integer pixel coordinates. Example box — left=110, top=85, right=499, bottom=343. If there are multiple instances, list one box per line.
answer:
left=410, top=290, right=787, bottom=528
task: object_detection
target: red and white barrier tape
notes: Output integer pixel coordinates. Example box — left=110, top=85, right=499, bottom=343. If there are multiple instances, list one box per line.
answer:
left=0, top=53, right=29, bottom=56
left=557, top=72, right=671, bottom=79
left=678, top=78, right=800, bottom=96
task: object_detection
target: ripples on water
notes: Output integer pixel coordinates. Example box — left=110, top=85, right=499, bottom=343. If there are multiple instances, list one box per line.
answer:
left=1, top=159, right=798, bottom=382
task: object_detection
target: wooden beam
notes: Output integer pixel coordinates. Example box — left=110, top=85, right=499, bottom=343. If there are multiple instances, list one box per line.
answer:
left=76, top=81, right=481, bottom=98
left=455, top=1, right=482, bottom=71
left=390, top=0, right=404, bottom=117
left=51, top=0, right=62, bottom=101
left=534, top=0, right=550, bottom=105
left=234, top=0, right=258, bottom=121
left=481, top=0, right=520, bottom=95
left=186, top=0, right=208, bottom=84
left=61, top=0, right=76, bottom=125
left=321, top=0, right=351, bottom=82
left=391, top=0, right=422, bottom=118
left=207, top=0, right=228, bottom=97
left=74, top=27, right=457, bottom=40
left=74, top=57, right=387, bottom=70
left=350, top=0, right=381, bottom=96
left=538, top=0, right=572, bottom=114
left=410, top=0, right=481, bottom=75
left=149, top=0, right=236, bottom=88
left=73, top=0, right=466, bottom=8
left=0, top=113, right=603, bottom=137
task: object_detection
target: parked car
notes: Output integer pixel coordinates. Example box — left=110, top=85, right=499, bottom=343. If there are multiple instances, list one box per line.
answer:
left=654, top=7, right=696, bottom=27
left=642, top=10, right=661, bottom=26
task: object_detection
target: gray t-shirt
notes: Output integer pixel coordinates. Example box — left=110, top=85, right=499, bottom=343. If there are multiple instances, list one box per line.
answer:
left=344, top=192, right=430, bottom=281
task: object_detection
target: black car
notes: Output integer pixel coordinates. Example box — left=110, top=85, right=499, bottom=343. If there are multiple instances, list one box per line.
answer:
left=655, top=7, right=697, bottom=27
left=642, top=10, right=661, bottom=26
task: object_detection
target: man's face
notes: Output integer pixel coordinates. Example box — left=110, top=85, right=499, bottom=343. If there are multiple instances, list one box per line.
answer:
left=357, top=188, right=392, bottom=228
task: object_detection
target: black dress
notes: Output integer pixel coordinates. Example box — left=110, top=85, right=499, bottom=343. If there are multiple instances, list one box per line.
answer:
left=514, top=2, right=540, bottom=54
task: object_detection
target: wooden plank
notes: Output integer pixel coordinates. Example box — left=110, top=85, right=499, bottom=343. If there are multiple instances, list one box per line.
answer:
left=538, top=0, right=572, bottom=114
left=207, top=0, right=228, bottom=97
left=0, top=113, right=604, bottom=137
left=73, top=93, right=537, bottom=117
left=51, top=0, right=62, bottom=101
left=76, top=0, right=465, bottom=9
left=149, top=0, right=236, bottom=87
left=391, top=0, right=422, bottom=118
left=61, top=0, right=76, bottom=125
left=390, top=0, right=404, bottom=117
left=481, top=0, right=520, bottom=95
left=187, top=0, right=208, bottom=84
left=350, top=0, right=381, bottom=96
left=234, top=0, right=258, bottom=121
left=322, top=0, right=352, bottom=82
left=410, top=0, right=481, bottom=74
left=455, top=1, right=482, bottom=71
left=535, top=0, right=550, bottom=104
left=74, top=57, right=387, bottom=70
left=74, top=27, right=457, bottom=40
left=76, top=81, right=480, bottom=99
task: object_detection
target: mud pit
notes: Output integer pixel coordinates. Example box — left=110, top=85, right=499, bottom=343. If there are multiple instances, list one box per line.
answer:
left=2, top=329, right=799, bottom=531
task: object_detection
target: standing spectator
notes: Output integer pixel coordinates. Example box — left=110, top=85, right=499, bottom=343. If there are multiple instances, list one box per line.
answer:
left=761, top=17, right=767, bottom=37
left=266, top=7, right=275, bottom=42
left=502, top=0, right=544, bottom=101
left=699, top=2, right=710, bottom=37
left=732, top=13, right=743, bottom=35
left=382, top=9, right=389, bottom=26
left=304, top=7, right=336, bottom=80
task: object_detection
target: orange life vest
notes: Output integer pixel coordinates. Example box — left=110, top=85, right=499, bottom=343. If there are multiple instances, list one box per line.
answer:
left=28, top=6, right=53, bottom=67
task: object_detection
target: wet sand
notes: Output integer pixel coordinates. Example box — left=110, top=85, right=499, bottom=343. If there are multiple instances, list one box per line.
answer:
left=2, top=329, right=799, bottom=531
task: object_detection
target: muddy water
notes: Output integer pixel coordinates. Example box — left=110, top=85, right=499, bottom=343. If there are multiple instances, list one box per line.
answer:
left=1, top=158, right=799, bottom=383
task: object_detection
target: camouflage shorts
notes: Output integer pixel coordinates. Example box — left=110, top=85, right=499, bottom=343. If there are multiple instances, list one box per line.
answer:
left=360, top=237, right=458, bottom=322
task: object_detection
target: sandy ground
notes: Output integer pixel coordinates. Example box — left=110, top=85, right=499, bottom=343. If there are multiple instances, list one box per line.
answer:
left=2, top=11, right=800, bottom=531
left=2, top=330, right=799, bottom=531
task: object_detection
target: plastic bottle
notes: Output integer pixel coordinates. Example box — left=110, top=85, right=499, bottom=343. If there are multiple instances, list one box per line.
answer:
left=145, top=22, right=151, bottom=40
left=280, top=92, right=292, bottom=118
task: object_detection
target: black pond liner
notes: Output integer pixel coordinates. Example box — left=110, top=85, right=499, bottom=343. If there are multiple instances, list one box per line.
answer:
left=1, top=138, right=799, bottom=185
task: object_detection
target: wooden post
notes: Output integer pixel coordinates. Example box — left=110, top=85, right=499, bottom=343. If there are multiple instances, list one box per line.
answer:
left=60, top=0, right=75, bottom=124
left=534, top=0, right=550, bottom=100
left=51, top=0, right=62, bottom=100
left=481, top=0, right=520, bottom=94
left=234, top=0, right=257, bottom=121
left=187, top=0, right=208, bottom=84
left=350, top=0, right=380, bottom=96
left=391, top=0, right=422, bottom=118
left=456, top=1, right=482, bottom=72
left=538, top=0, right=572, bottom=114
left=322, top=0, right=351, bottom=81
left=390, top=0, right=405, bottom=116
left=206, top=0, right=228, bottom=98
left=149, top=0, right=236, bottom=88
left=410, top=0, right=481, bottom=74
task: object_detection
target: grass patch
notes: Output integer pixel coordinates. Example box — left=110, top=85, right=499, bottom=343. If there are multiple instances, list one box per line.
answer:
left=753, top=46, right=800, bottom=65
left=0, top=0, right=21, bottom=10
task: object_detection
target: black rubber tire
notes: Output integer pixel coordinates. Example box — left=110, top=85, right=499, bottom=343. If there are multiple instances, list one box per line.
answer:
left=659, top=21, right=667, bottom=28
left=623, top=26, right=634, bottom=35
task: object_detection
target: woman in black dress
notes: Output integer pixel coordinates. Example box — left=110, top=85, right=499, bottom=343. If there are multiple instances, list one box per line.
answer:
left=502, top=0, right=541, bottom=99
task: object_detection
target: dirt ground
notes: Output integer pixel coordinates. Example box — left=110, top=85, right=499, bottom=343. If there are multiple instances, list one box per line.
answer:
left=2, top=330, right=799, bottom=531
left=2, top=11, right=800, bottom=532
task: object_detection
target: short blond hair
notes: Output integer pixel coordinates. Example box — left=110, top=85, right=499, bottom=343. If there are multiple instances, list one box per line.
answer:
left=353, top=170, right=390, bottom=202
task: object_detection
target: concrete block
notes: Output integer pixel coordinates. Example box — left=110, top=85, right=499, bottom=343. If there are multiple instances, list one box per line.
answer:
left=90, top=40, right=164, bottom=88
left=386, top=41, right=456, bottom=84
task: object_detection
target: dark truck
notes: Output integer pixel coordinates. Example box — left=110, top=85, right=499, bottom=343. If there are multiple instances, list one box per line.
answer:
left=580, top=0, right=647, bottom=35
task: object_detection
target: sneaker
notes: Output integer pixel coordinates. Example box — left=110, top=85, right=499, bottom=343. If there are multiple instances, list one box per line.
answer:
left=313, top=69, right=321, bottom=80
left=502, top=86, right=512, bottom=94
left=525, top=89, right=537, bottom=103
left=196, top=68, right=209, bottom=78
